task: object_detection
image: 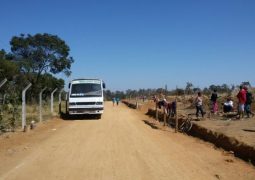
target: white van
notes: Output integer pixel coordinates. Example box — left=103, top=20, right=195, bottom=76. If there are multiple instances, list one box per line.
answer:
left=67, top=79, right=105, bottom=118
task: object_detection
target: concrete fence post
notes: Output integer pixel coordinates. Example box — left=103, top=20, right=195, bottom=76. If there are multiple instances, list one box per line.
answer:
left=51, top=88, right=58, bottom=114
left=0, top=78, right=7, bottom=89
left=39, top=87, right=47, bottom=122
left=22, top=83, right=32, bottom=131
left=3, top=94, right=7, bottom=104
left=58, top=88, right=64, bottom=114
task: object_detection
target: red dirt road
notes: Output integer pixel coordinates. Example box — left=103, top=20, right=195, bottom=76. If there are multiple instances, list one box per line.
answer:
left=0, top=102, right=255, bottom=180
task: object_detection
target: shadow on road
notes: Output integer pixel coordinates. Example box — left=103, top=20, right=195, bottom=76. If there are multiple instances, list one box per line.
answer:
left=60, top=112, right=100, bottom=121
left=242, top=129, right=255, bottom=132
left=143, top=120, right=159, bottom=129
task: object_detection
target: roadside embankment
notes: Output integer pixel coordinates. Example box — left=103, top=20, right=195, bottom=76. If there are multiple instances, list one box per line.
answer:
left=123, top=100, right=255, bottom=165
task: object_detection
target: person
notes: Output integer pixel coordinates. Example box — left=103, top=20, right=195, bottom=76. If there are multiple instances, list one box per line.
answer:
left=168, top=101, right=176, bottom=117
left=210, top=89, right=218, bottom=114
left=116, top=97, right=120, bottom=106
left=162, top=98, right=168, bottom=114
left=152, top=95, right=156, bottom=102
left=237, top=85, right=247, bottom=119
left=244, top=86, right=254, bottom=118
left=195, top=92, right=204, bottom=118
left=157, top=99, right=164, bottom=109
left=112, top=97, right=116, bottom=106
left=223, top=97, right=234, bottom=113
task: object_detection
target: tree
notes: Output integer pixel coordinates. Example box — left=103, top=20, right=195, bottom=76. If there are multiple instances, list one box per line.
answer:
left=104, top=90, right=113, bottom=101
left=209, top=85, right=217, bottom=92
left=39, top=73, right=64, bottom=90
left=202, top=87, right=211, bottom=95
left=221, top=84, right=230, bottom=93
left=0, top=49, right=6, bottom=59
left=10, top=33, right=74, bottom=85
left=175, top=88, right=185, bottom=96
left=193, top=87, right=201, bottom=93
left=156, top=88, right=164, bottom=94
left=0, top=49, right=19, bottom=81
left=241, top=81, right=251, bottom=88
left=0, top=59, right=19, bottom=81
left=185, top=82, right=193, bottom=95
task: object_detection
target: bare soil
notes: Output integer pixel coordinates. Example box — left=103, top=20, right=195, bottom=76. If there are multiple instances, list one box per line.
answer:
left=0, top=102, right=255, bottom=180
left=136, top=99, right=255, bottom=148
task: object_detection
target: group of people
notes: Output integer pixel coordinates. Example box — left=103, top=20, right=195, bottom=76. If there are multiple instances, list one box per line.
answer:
left=209, top=89, right=234, bottom=114
left=195, top=85, right=254, bottom=119
left=153, top=96, right=177, bottom=117
left=236, top=86, right=254, bottom=119
left=112, top=97, right=120, bottom=106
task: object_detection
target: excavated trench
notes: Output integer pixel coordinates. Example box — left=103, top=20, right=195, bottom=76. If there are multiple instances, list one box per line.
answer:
left=122, top=100, right=255, bottom=165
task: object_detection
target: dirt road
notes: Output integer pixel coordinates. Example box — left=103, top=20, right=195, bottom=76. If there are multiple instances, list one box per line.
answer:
left=0, top=102, right=255, bottom=180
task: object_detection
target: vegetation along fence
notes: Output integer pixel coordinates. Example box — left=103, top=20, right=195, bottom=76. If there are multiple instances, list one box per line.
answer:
left=0, top=79, right=66, bottom=133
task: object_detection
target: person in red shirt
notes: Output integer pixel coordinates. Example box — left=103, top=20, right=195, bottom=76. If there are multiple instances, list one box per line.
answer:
left=237, top=85, right=247, bottom=119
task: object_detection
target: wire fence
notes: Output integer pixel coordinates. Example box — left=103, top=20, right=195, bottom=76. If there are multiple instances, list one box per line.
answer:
left=0, top=79, right=66, bottom=133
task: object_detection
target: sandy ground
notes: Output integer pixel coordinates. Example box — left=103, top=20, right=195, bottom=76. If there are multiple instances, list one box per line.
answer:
left=0, top=102, right=255, bottom=180
left=193, top=119, right=255, bottom=147
left=136, top=100, right=255, bottom=147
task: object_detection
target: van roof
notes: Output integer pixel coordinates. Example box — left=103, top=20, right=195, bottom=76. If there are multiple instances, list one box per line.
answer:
left=71, top=78, right=101, bottom=81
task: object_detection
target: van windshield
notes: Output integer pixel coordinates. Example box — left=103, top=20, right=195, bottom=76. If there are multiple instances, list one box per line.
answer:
left=71, top=83, right=102, bottom=97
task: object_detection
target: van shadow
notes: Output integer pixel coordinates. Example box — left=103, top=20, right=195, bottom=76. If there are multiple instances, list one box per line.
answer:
left=60, top=112, right=100, bottom=121
left=142, top=120, right=159, bottom=129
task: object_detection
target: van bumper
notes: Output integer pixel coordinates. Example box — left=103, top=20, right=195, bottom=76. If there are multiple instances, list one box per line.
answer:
left=68, top=107, right=104, bottom=115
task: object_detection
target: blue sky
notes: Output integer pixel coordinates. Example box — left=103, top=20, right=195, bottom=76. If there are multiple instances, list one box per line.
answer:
left=0, top=0, right=255, bottom=91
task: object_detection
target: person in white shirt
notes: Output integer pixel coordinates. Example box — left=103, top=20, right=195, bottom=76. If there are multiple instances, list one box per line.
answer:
left=195, top=92, right=204, bottom=117
left=223, top=98, right=233, bottom=113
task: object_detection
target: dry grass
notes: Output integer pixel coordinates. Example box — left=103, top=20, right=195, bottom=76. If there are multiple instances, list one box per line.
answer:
left=1, top=100, right=67, bottom=132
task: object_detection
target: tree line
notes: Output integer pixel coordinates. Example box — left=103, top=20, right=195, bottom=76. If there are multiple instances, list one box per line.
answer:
left=104, top=81, right=252, bottom=100
left=0, top=33, right=74, bottom=102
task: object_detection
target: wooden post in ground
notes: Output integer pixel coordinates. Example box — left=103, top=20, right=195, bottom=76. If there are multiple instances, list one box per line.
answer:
left=155, top=102, right=158, bottom=121
left=163, top=107, right=167, bottom=126
left=136, top=97, right=138, bottom=109
left=175, top=98, right=178, bottom=133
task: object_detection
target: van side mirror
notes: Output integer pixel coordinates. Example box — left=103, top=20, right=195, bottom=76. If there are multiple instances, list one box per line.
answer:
left=68, top=83, right=70, bottom=89
left=103, top=82, right=106, bottom=89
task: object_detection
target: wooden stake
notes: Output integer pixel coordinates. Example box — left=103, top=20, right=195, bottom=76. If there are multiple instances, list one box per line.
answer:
left=164, top=107, right=167, bottom=126
left=156, top=103, right=158, bottom=121
left=175, top=98, right=178, bottom=133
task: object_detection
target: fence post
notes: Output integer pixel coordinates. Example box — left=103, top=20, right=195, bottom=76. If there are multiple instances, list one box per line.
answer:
left=58, top=88, right=64, bottom=114
left=155, top=101, right=158, bottom=121
left=51, top=88, right=58, bottom=114
left=135, top=97, right=138, bottom=109
left=22, top=83, right=32, bottom=131
left=3, top=94, right=7, bottom=104
left=39, top=87, right=47, bottom=122
left=0, top=78, right=7, bottom=89
left=163, top=107, right=167, bottom=126
left=175, top=98, right=178, bottom=133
